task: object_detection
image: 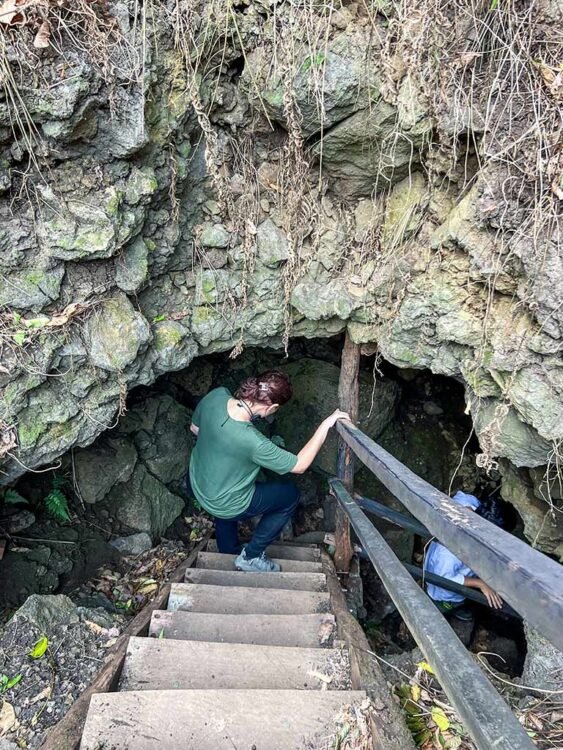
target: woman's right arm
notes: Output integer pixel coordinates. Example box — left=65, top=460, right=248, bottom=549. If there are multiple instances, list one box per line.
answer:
left=291, top=410, right=350, bottom=474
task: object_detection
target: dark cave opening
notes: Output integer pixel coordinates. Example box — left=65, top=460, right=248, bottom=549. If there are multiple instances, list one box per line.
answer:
left=1, top=334, right=527, bottom=673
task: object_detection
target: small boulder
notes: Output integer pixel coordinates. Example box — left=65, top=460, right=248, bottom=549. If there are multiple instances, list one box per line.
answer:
left=10, top=594, right=76, bottom=633
left=522, top=624, right=563, bottom=691
left=256, top=219, right=289, bottom=267
left=200, top=223, right=230, bottom=248
left=110, top=532, right=153, bottom=556
left=4, top=510, right=36, bottom=534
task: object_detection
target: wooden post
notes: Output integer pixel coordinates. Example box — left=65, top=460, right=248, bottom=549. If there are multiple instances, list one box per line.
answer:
left=334, top=331, right=360, bottom=573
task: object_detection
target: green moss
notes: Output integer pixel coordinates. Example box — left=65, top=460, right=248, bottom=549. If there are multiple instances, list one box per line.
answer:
left=47, top=421, right=76, bottom=441
left=482, top=347, right=494, bottom=366
left=145, top=239, right=157, bottom=252
left=18, top=421, right=46, bottom=448
left=104, top=189, right=123, bottom=218
left=154, top=325, right=184, bottom=351
left=192, top=306, right=218, bottom=325
left=301, top=53, right=325, bottom=72
left=200, top=277, right=216, bottom=303
left=24, top=270, right=44, bottom=286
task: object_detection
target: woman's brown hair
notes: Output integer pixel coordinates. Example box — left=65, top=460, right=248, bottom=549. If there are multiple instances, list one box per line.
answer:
left=236, top=370, right=293, bottom=406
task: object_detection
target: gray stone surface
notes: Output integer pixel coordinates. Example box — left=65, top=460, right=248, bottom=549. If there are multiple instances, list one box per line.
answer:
left=116, top=237, right=149, bottom=293
left=256, top=219, right=289, bottom=267
left=312, top=105, right=422, bottom=197
left=275, top=358, right=399, bottom=476
left=10, top=594, right=77, bottom=633
left=0, top=0, right=562, bottom=564
left=247, top=30, right=378, bottom=137
left=118, top=394, right=191, bottom=484
left=110, top=533, right=153, bottom=555
left=84, top=295, right=151, bottom=372
left=522, top=624, right=563, bottom=691
left=109, top=463, right=184, bottom=537
left=74, top=437, right=138, bottom=505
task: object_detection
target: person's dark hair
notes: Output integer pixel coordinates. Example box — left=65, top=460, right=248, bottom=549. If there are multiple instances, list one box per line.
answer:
left=236, top=370, right=293, bottom=406
left=475, top=497, right=507, bottom=529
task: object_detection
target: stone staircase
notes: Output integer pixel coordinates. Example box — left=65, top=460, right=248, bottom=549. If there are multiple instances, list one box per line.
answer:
left=80, top=542, right=368, bottom=749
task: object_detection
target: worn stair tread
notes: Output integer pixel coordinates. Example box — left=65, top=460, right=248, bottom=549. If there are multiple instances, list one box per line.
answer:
left=149, top=611, right=337, bottom=648
left=119, top=637, right=350, bottom=691
left=197, top=550, right=322, bottom=573
left=184, top=567, right=327, bottom=591
left=168, top=582, right=330, bottom=615
left=80, top=689, right=367, bottom=750
left=207, top=539, right=320, bottom=561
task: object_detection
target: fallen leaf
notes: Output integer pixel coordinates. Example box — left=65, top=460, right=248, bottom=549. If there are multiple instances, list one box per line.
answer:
left=0, top=0, right=25, bottom=25
left=0, top=674, right=22, bottom=693
left=29, top=635, right=48, bottom=659
left=317, top=620, right=334, bottom=645
left=33, top=19, right=51, bottom=48
left=416, top=660, right=435, bottom=675
left=431, top=706, right=450, bottom=732
left=459, top=51, right=479, bottom=66
left=84, top=620, right=104, bottom=636
left=29, top=685, right=52, bottom=705
left=411, top=684, right=421, bottom=702
left=527, top=712, right=544, bottom=731
left=137, top=582, right=158, bottom=596
left=0, top=700, right=16, bottom=735
left=307, top=670, right=333, bottom=684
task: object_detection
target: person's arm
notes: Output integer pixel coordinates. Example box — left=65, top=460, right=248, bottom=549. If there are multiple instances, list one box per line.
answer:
left=190, top=398, right=202, bottom=437
left=291, top=410, right=350, bottom=475
left=463, top=577, right=503, bottom=609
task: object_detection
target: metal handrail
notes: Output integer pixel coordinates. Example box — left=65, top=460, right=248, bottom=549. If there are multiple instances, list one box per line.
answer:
left=330, top=478, right=535, bottom=750
left=336, top=420, right=563, bottom=653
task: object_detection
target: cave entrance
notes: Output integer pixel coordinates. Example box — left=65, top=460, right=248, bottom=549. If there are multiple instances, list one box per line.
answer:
left=133, top=336, right=525, bottom=676
left=2, top=334, right=525, bottom=674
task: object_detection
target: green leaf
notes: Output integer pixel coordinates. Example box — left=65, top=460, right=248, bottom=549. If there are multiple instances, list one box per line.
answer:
left=431, top=707, right=450, bottom=732
left=23, top=316, right=49, bottom=329
left=12, top=331, right=26, bottom=346
left=152, top=314, right=167, bottom=323
left=44, top=489, right=70, bottom=522
left=0, top=674, right=22, bottom=693
left=3, top=489, right=28, bottom=505
left=29, top=636, right=48, bottom=659
left=158, top=629, right=165, bottom=639
left=414, top=728, right=432, bottom=746
left=416, top=660, right=435, bottom=675
left=490, top=0, right=498, bottom=7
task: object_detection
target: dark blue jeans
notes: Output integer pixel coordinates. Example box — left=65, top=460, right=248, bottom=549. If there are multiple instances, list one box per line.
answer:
left=186, top=474, right=300, bottom=559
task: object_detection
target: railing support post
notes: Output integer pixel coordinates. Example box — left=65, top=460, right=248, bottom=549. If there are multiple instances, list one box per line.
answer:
left=334, top=331, right=360, bottom=573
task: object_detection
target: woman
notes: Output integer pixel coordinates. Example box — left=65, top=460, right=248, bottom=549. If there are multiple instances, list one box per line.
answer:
left=189, top=369, right=349, bottom=573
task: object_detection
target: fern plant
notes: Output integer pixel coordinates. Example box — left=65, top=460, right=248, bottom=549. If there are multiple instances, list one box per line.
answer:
left=44, top=476, right=71, bottom=522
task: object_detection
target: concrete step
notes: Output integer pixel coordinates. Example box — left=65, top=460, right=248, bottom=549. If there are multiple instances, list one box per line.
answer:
left=119, top=637, right=350, bottom=691
left=80, top=689, right=367, bottom=750
left=168, top=582, right=330, bottom=615
left=149, top=611, right=337, bottom=648
left=184, top=567, right=327, bottom=591
left=207, top=539, right=320, bottom=561
left=197, top=550, right=323, bottom=574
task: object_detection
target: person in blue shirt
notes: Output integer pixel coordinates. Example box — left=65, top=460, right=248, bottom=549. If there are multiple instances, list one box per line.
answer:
left=424, top=490, right=504, bottom=619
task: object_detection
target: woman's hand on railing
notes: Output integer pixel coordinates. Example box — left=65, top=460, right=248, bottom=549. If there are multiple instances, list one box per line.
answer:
left=324, top=409, right=351, bottom=428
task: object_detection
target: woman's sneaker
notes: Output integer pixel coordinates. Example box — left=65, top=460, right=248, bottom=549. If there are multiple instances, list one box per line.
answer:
left=235, top=548, right=281, bottom=572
